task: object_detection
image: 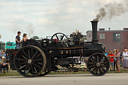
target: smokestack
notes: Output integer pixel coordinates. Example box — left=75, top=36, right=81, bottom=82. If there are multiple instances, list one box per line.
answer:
left=91, top=21, right=99, bottom=44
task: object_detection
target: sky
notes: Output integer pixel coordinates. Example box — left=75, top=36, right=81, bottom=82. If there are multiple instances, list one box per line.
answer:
left=0, top=0, right=128, bottom=42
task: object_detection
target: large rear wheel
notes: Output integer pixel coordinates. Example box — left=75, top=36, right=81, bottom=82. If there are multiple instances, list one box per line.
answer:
left=87, top=53, right=110, bottom=76
left=14, top=45, right=46, bottom=77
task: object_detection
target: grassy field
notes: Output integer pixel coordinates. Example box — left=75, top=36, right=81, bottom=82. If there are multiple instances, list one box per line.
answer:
left=0, top=67, right=128, bottom=76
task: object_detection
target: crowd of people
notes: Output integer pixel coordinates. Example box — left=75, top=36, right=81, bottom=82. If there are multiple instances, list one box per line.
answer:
left=105, top=48, right=128, bottom=72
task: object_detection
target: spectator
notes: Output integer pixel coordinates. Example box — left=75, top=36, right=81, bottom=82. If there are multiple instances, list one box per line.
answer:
left=115, top=49, right=121, bottom=72
left=105, top=50, right=108, bottom=56
left=2, top=56, right=9, bottom=73
left=0, top=56, right=3, bottom=73
left=0, top=50, right=4, bottom=73
left=22, top=33, right=28, bottom=46
left=16, top=31, right=21, bottom=49
left=120, top=50, right=123, bottom=67
left=122, top=49, right=128, bottom=71
left=113, top=49, right=117, bottom=71
left=108, top=51, right=115, bottom=71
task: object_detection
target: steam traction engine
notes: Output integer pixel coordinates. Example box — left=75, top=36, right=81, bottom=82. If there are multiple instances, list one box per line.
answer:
left=14, top=21, right=110, bottom=77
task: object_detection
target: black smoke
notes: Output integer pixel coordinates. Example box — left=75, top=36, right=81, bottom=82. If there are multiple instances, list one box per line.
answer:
left=93, top=2, right=126, bottom=21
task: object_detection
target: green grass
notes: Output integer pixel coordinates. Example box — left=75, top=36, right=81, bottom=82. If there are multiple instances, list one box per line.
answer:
left=0, top=70, right=20, bottom=76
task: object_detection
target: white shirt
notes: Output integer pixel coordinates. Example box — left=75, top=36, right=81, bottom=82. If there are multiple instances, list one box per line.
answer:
left=122, top=52, right=128, bottom=59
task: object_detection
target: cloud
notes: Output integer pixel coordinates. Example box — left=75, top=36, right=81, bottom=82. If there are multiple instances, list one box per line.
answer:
left=38, top=18, right=54, bottom=25
left=67, top=7, right=85, bottom=13
left=34, top=7, right=59, bottom=15
left=0, top=0, right=128, bottom=42
left=97, top=0, right=124, bottom=4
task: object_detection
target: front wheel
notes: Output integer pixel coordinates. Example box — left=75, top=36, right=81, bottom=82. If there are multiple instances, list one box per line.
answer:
left=87, top=53, right=110, bottom=76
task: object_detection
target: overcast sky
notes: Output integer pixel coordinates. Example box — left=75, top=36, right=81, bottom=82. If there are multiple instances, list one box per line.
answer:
left=0, top=0, right=128, bottom=42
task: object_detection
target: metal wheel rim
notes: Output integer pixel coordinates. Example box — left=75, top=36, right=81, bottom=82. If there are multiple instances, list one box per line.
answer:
left=51, top=32, right=69, bottom=41
left=15, top=45, right=46, bottom=77
left=87, top=53, right=110, bottom=76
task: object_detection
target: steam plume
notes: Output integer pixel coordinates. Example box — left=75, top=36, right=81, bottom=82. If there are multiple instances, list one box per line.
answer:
left=10, top=23, right=35, bottom=37
left=93, top=2, right=127, bottom=21
left=26, top=24, right=34, bottom=37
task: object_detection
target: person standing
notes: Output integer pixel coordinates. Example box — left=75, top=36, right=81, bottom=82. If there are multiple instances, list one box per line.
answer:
left=115, top=49, right=121, bottom=72
left=108, top=51, right=115, bottom=71
left=122, top=49, right=128, bottom=71
left=113, top=49, right=117, bottom=71
left=0, top=52, right=3, bottom=73
left=16, top=31, right=21, bottom=49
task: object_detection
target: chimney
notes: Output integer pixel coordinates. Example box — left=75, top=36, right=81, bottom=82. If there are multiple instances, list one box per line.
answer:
left=91, top=21, right=99, bottom=44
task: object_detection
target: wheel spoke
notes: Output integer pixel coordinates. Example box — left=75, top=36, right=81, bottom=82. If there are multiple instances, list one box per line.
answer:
left=33, top=63, right=41, bottom=69
left=89, top=65, right=96, bottom=69
left=88, top=62, right=94, bottom=65
left=34, top=66, right=38, bottom=73
left=97, top=55, right=99, bottom=63
left=99, top=56, right=104, bottom=62
left=61, top=35, right=64, bottom=40
left=17, top=58, right=26, bottom=61
left=19, top=65, right=26, bottom=70
left=24, top=65, right=29, bottom=73
left=98, top=67, right=102, bottom=74
left=33, top=58, right=42, bottom=62
left=92, top=67, right=96, bottom=73
left=100, top=62, right=108, bottom=64
left=92, top=56, right=97, bottom=61
left=31, top=48, right=33, bottom=57
left=22, top=55, right=27, bottom=60
left=55, top=34, right=59, bottom=40
left=22, top=50, right=28, bottom=58
left=30, top=65, right=34, bottom=74
left=100, top=64, right=107, bottom=67
left=95, top=67, right=98, bottom=74
left=20, top=61, right=27, bottom=65
left=28, top=49, right=31, bottom=58
left=33, top=54, right=41, bottom=59
left=37, top=62, right=43, bottom=65
left=101, top=67, right=105, bottom=72
left=91, top=57, right=96, bottom=64
left=28, top=67, right=30, bottom=73
left=32, top=51, right=38, bottom=59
